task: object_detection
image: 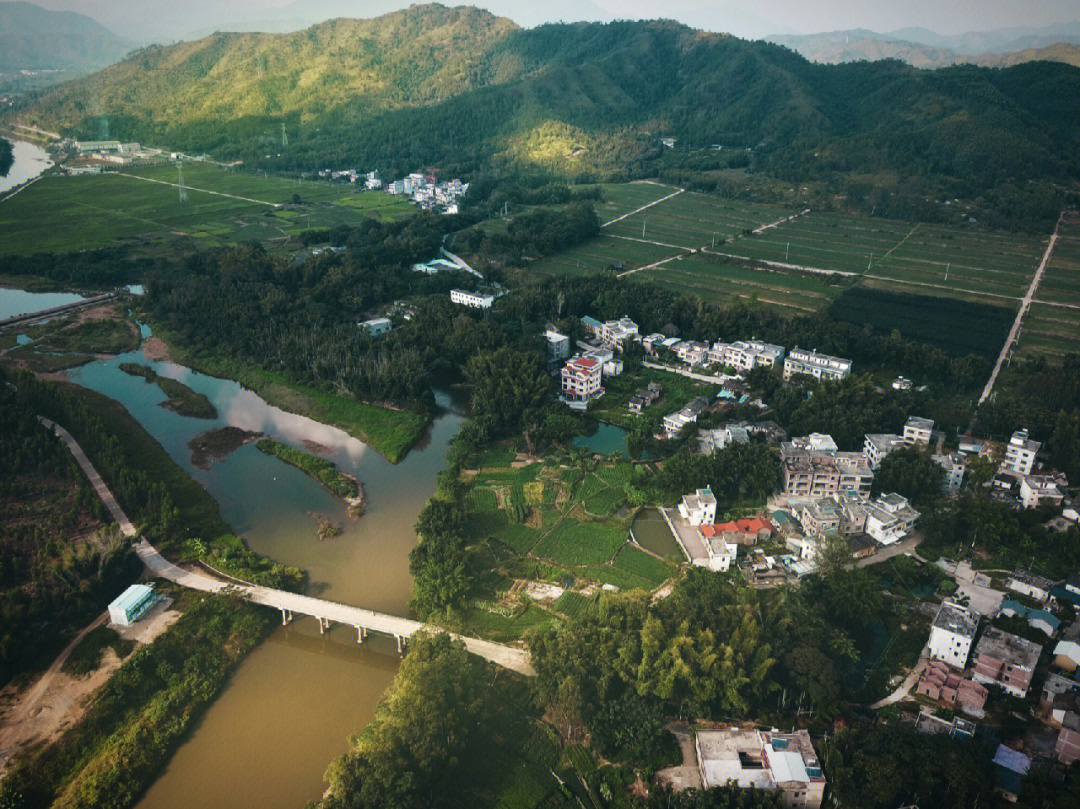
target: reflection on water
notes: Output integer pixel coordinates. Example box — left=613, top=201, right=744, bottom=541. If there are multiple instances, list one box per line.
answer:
left=0, top=139, right=53, bottom=194
left=0, top=286, right=86, bottom=320
left=63, top=341, right=464, bottom=809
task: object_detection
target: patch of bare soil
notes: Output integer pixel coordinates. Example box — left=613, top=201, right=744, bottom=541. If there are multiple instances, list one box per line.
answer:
left=141, top=336, right=171, bottom=362
left=302, top=439, right=332, bottom=456
left=72, top=304, right=118, bottom=325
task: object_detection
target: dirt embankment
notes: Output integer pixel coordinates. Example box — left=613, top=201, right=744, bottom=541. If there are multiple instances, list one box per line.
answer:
left=141, top=336, right=171, bottom=362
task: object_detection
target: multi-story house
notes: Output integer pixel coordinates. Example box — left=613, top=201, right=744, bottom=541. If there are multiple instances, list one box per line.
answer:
left=934, top=453, right=966, bottom=492
left=1019, top=474, right=1065, bottom=509
left=544, top=329, right=570, bottom=362
left=663, top=397, right=709, bottom=438
left=674, top=340, right=709, bottom=366
left=972, top=627, right=1042, bottom=699
left=707, top=340, right=785, bottom=371
left=599, top=317, right=639, bottom=351
left=1002, top=429, right=1040, bottom=475
left=781, top=439, right=873, bottom=500
left=679, top=487, right=717, bottom=526
left=560, top=356, right=603, bottom=404
left=450, top=288, right=496, bottom=309
left=863, top=493, right=920, bottom=545
left=903, top=416, right=935, bottom=446
left=863, top=433, right=906, bottom=470
left=782, top=347, right=851, bottom=382
left=928, top=601, right=978, bottom=669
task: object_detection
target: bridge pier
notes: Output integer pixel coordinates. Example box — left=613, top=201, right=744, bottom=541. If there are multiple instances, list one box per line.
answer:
left=317, top=617, right=331, bottom=634
left=280, top=608, right=293, bottom=625
left=395, top=635, right=404, bottom=655
left=356, top=626, right=367, bottom=644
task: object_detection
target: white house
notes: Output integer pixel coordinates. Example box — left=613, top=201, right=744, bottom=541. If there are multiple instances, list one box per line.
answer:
left=663, top=397, right=709, bottom=439
left=783, top=347, right=851, bottom=382
left=864, top=493, right=920, bottom=545
left=863, top=433, right=906, bottom=470
left=904, top=416, right=934, bottom=446
left=698, top=424, right=750, bottom=455
left=697, top=525, right=738, bottom=571
left=358, top=317, right=392, bottom=336
left=929, top=601, right=978, bottom=669
left=1019, top=475, right=1065, bottom=509
left=544, top=329, right=570, bottom=362
left=707, top=340, right=785, bottom=371
left=1002, top=429, right=1040, bottom=476
left=1054, top=622, right=1080, bottom=671
left=934, top=454, right=966, bottom=492
left=679, top=487, right=717, bottom=526
left=1007, top=570, right=1053, bottom=603
left=450, top=288, right=496, bottom=309
left=599, top=317, right=639, bottom=351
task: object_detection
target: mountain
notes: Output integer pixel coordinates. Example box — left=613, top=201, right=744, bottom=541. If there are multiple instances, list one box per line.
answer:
left=10, top=4, right=1080, bottom=202
left=0, top=1, right=131, bottom=73
left=768, top=29, right=1080, bottom=70
left=891, top=22, right=1080, bottom=55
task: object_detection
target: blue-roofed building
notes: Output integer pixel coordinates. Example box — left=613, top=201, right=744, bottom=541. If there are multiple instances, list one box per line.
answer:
left=992, top=744, right=1031, bottom=800
left=108, top=584, right=157, bottom=627
left=998, top=599, right=1061, bottom=637
left=581, top=315, right=603, bottom=335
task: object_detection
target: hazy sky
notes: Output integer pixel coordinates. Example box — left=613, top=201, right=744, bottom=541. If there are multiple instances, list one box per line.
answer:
left=33, top=0, right=1080, bottom=41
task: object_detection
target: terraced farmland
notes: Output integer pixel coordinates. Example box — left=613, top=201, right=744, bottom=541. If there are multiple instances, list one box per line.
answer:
left=634, top=253, right=847, bottom=314
left=594, top=181, right=682, bottom=224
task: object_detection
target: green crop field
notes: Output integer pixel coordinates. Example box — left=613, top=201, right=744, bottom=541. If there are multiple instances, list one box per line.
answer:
left=1035, top=233, right=1080, bottom=306
left=531, top=518, right=627, bottom=566
left=612, top=546, right=675, bottom=588
left=527, top=234, right=686, bottom=277
left=595, top=181, right=681, bottom=224
left=1015, top=303, right=1080, bottom=360
left=634, top=253, right=846, bottom=314
left=0, top=164, right=412, bottom=256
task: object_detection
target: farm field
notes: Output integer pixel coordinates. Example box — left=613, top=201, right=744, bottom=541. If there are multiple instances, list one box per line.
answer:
left=528, top=233, right=686, bottom=277
left=594, top=181, right=681, bottom=224
left=1014, top=303, right=1080, bottom=360
left=0, top=164, right=412, bottom=256
left=1034, top=230, right=1080, bottom=307
left=603, top=190, right=794, bottom=248
left=633, top=253, right=847, bottom=314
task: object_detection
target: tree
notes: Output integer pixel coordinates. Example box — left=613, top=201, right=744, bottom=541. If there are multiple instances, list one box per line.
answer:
left=872, top=447, right=945, bottom=507
left=465, top=347, right=550, bottom=440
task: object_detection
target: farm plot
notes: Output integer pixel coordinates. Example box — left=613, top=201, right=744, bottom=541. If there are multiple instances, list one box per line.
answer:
left=531, top=518, right=627, bottom=566
left=869, top=224, right=1046, bottom=300
left=1035, top=234, right=1080, bottom=307
left=1014, top=303, right=1080, bottom=359
left=718, top=212, right=912, bottom=274
left=595, top=181, right=681, bottom=223
left=634, top=253, right=844, bottom=314
left=527, top=234, right=685, bottom=277
left=604, top=192, right=793, bottom=248
left=0, top=165, right=411, bottom=256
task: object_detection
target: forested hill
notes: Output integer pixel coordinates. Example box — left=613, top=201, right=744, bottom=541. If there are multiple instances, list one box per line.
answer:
left=10, top=3, right=1080, bottom=195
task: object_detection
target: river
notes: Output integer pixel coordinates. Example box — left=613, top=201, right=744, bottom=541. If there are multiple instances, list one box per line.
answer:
left=59, top=335, right=463, bottom=808
left=0, top=139, right=53, bottom=195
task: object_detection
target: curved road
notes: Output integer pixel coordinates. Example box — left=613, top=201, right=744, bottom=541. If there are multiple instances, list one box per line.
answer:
left=41, top=418, right=535, bottom=676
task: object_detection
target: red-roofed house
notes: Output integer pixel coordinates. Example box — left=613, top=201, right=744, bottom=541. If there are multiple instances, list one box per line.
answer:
left=699, top=517, right=774, bottom=546
left=561, top=356, right=603, bottom=405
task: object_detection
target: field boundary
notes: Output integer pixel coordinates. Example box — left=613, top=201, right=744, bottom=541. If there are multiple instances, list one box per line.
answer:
left=601, top=187, right=684, bottom=228
left=115, top=171, right=282, bottom=208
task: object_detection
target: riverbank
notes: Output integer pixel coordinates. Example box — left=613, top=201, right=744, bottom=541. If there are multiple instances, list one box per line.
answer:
left=0, top=591, right=276, bottom=809
left=144, top=322, right=430, bottom=463
left=256, top=437, right=365, bottom=510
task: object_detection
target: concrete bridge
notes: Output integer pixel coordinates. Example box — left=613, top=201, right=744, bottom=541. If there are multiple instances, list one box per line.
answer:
left=0, top=292, right=118, bottom=332
left=42, top=418, right=535, bottom=677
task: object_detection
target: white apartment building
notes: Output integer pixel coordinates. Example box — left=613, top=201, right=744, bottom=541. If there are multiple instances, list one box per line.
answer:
left=864, top=493, right=920, bottom=545
left=863, top=433, right=906, bottom=470
left=560, top=357, right=603, bottom=403
left=674, top=340, right=709, bottom=366
left=1019, top=475, right=1065, bottom=509
left=679, top=487, right=717, bottom=526
left=1002, top=429, right=1040, bottom=476
left=450, top=288, right=496, bottom=309
left=929, top=601, right=979, bottom=669
left=781, top=442, right=874, bottom=500
left=599, top=317, right=639, bottom=351
left=783, top=347, right=852, bottom=382
left=707, top=340, right=785, bottom=371
left=904, top=416, right=934, bottom=446
left=544, top=329, right=570, bottom=362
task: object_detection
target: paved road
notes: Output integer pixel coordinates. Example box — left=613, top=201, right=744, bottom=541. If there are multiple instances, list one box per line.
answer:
left=980, top=216, right=1062, bottom=404
left=0, top=294, right=118, bottom=332
left=870, top=654, right=927, bottom=709
left=853, top=534, right=923, bottom=568
left=45, top=417, right=535, bottom=676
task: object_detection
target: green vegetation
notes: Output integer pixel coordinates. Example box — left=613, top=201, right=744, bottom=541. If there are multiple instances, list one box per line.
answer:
left=255, top=438, right=359, bottom=500
left=0, top=382, right=141, bottom=686
left=7, top=368, right=303, bottom=590
left=118, top=362, right=218, bottom=419
left=0, top=164, right=412, bottom=257
left=0, top=135, right=11, bottom=176
left=0, top=593, right=275, bottom=809
left=62, top=626, right=135, bottom=677
left=30, top=317, right=140, bottom=355
left=871, top=447, right=946, bottom=507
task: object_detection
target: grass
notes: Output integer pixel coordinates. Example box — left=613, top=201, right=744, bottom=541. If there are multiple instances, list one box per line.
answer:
left=148, top=326, right=429, bottom=463
left=32, top=318, right=140, bottom=355
left=255, top=438, right=359, bottom=500
left=62, top=626, right=135, bottom=677
left=0, top=163, right=413, bottom=257
left=458, top=603, right=556, bottom=642
left=1015, top=302, right=1080, bottom=359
